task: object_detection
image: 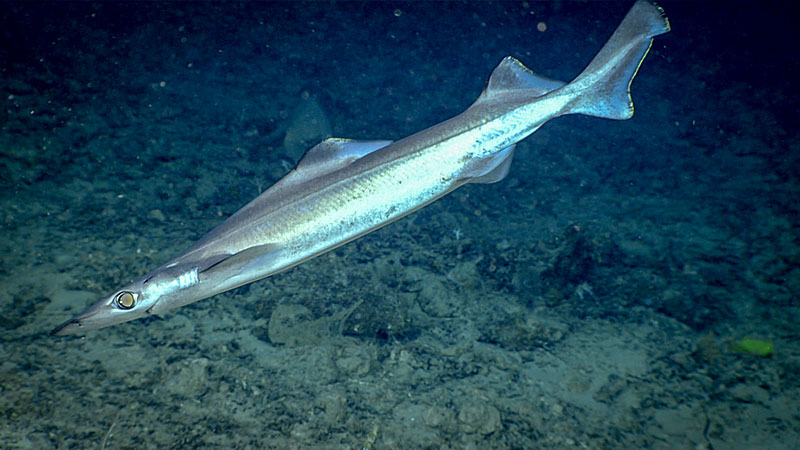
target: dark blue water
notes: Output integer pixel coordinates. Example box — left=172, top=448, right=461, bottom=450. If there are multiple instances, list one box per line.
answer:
left=2, top=2, right=797, bottom=448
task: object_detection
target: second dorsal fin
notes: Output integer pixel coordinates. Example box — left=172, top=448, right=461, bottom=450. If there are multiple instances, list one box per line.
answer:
left=471, top=57, right=565, bottom=107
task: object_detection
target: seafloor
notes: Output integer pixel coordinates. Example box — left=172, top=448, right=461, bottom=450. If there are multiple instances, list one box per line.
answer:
left=1, top=2, right=798, bottom=449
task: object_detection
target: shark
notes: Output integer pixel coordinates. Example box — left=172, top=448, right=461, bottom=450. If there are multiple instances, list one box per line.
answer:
left=51, top=1, right=670, bottom=336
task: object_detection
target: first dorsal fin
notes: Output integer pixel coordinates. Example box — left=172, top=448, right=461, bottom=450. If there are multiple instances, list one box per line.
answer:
left=264, top=138, right=392, bottom=195
left=296, top=138, right=392, bottom=178
left=471, top=57, right=565, bottom=107
left=275, top=138, right=393, bottom=189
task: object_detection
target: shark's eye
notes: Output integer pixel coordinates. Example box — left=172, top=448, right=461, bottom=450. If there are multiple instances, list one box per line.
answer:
left=114, top=291, right=136, bottom=310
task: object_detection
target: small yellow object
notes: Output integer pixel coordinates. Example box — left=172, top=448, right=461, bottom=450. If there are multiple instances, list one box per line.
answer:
left=729, top=338, right=774, bottom=357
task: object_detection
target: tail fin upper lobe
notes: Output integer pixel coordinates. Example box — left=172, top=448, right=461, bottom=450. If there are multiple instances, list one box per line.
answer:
left=567, top=0, right=670, bottom=120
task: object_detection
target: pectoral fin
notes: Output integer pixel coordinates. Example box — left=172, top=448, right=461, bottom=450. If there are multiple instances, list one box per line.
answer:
left=200, top=243, right=284, bottom=279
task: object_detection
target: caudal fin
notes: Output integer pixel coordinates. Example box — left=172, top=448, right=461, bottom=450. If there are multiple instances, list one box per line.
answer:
left=567, top=0, right=670, bottom=120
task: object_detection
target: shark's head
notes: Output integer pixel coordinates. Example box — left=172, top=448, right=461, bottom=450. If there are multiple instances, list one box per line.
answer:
left=49, top=254, right=233, bottom=336
left=50, top=262, right=206, bottom=336
left=49, top=276, right=160, bottom=336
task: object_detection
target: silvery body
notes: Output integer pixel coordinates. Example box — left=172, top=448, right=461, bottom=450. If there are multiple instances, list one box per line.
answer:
left=51, top=1, right=670, bottom=335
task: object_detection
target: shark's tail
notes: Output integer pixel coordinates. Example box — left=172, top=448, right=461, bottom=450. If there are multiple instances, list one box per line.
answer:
left=566, top=0, right=670, bottom=120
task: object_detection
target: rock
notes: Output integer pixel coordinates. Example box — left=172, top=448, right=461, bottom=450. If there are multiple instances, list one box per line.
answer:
left=268, top=304, right=313, bottom=345
left=147, top=208, right=166, bottom=222
left=268, top=301, right=361, bottom=346
left=418, top=279, right=461, bottom=318
left=482, top=312, right=568, bottom=351
left=447, top=259, right=481, bottom=289
left=729, top=383, right=769, bottom=403
left=335, top=345, right=374, bottom=377
left=390, top=402, right=440, bottom=447
left=423, top=405, right=457, bottom=433
left=457, top=401, right=501, bottom=435
left=163, top=358, right=209, bottom=398
left=652, top=405, right=704, bottom=441
left=314, top=391, right=346, bottom=423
